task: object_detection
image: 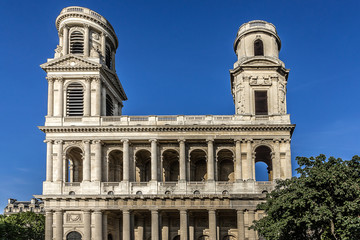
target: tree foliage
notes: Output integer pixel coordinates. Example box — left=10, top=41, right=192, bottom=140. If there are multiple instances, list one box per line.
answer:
left=252, top=155, right=360, bottom=240
left=0, top=212, right=45, bottom=240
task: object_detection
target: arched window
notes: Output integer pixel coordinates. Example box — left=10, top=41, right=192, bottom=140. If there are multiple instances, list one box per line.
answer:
left=67, top=83, right=84, bottom=116
left=135, top=150, right=151, bottom=182
left=105, top=46, right=112, bottom=69
left=254, top=39, right=264, bottom=56
left=255, top=146, right=273, bottom=181
left=106, top=94, right=114, bottom=116
left=190, top=150, right=207, bottom=181
left=162, top=149, right=179, bottom=182
left=65, top=147, right=83, bottom=182
left=67, top=231, right=82, bottom=240
left=217, top=149, right=234, bottom=182
left=70, top=31, right=84, bottom=54
left=108, top=150, right=123, bottom=182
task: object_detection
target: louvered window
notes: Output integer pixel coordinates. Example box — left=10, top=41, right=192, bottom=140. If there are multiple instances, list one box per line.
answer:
left=105, top=46, right=112, bottom=69
left=106, top=94, right=114, bottom=116
left=67, top=83, right=84, bottom=116
left=70, top=31, right=84, bottom=54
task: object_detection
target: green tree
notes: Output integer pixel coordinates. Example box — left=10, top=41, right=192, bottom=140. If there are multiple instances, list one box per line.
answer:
left=251, top=155, right=360, bottom=240
left=0, top=212, right=45, bottom=240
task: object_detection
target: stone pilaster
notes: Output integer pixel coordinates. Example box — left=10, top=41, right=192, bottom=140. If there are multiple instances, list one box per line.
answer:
left=208, top=209, right=217, bottom=240
left=179, top=139, right=186, bottom=181
left=103, top=212, right=108, bottom=239
left=45, top=210, right=53, bottom=240
left=55, top=77, right=64, bottom=117
left=54, top=210, right=63, bottom=240
left=83, top=140, right=91, bottom=182
left=180, top=210, right=188, bottom=240
left=248, top=210, right=256, bottom=240
left=93, top=211, right=103, bottom=240
left=84, top=24, right=90, bottom=57
left=235, top=139, right=242, bottom=181
left=45, top=140, right=53, bottom=182
left=285, top=139, right=292, bottom=178
left=207, top=139, right=215, bottom=181
left=55, top=140, right=63, bottom=182
left=273, top=139, right=281, bottom=180
left=84, top=77, right=91, bottom=116
left=62, top=25, right=68, bottom=55
left=150, top=139, right=158, bottom=181
left=94, top=140, right=102, bottom=181
left=46, top=77, right=54, bottom=117
left=237, top=210, right=245, bottom=240
left=246, top=139, right=253, bottom=180
left=83, top=210, right=91, bottom=240
left=122, top=139, right=130, bottom=181
left=151, top=210, right=159, bottom=240
left=122, top=210, right=131, bottom=240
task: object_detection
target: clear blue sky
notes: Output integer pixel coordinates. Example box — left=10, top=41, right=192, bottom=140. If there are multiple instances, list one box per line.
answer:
left=0, top=0, right=359, bottom=212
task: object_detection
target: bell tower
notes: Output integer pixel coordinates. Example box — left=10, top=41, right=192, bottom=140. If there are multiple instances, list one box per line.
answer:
left=230, top=20, right=289, bottom=119
left=40, top=6, right=127, bottom=126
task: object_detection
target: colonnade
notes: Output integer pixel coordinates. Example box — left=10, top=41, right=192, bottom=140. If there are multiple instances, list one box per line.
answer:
left=44, top=138, right=292, bottom=183
left=45, top=209, right=258, bottom=240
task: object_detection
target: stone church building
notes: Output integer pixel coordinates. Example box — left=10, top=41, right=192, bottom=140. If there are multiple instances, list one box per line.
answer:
left=36, top=6, right=295, bottom=240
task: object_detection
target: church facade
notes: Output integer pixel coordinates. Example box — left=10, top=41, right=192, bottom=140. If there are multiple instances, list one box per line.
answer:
left=37, top=6, right=295, bottom=240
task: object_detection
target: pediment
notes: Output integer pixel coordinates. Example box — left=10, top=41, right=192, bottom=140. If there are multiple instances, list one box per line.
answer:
left=40, top=55, right=101, bottom=71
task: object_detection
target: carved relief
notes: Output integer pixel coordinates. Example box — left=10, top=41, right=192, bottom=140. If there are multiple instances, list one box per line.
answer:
left=66, top=213, right=82, bottom=223
left=249, top=76, right=271, bottom=86
left=235, top=81, right=245, bottom=114
left=54, top=45, right=63, bottom=58
left=90, top=30, right=101, bottom=58
left=278, top=78, right=287, bottom=114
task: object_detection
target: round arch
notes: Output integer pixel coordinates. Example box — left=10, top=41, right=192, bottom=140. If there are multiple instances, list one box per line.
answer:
left=254, top=145, right=273, bottom=181
left=66, top=231, right=82, bottom=240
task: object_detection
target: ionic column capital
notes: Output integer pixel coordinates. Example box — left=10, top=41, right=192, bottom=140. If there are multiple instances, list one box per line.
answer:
left=178, top=139, right=186, bottom=143
left=121, top=139, right=129, bottom=143
left=55, top=140, right=63, bottom=145
left=54, top=76, right=64, bottom=82
left=206, top=138, right=214, bottom=143
left=82, top=140, right=91, bottom=144
left=273, top=138, right=281, bottom=143
left=246, top=138, right=253, bottom=143
left=93, top=140, right=102, bottom=144
left=44, top=140, right=53, bottom=144
left=92, top=76, right=101, bottom=83
left=149, top=138, right=157, bottom=143
left=46, top=76, right=56, bottom=82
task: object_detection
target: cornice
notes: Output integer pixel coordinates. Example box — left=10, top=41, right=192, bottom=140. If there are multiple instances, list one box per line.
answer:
left=39, top=124, right=295, bottom=134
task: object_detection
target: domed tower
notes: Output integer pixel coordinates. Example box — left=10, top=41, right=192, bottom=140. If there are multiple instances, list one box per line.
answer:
left=230, top=20, right=289, bottom=119
left=41, top=6, right=127, bottom=125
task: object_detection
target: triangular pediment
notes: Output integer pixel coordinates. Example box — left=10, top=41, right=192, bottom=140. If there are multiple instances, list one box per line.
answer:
left=40, top=55, right=101, bottom=71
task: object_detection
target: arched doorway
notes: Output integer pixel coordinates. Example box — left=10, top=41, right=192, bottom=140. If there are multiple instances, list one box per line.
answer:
left=254, top=146, right=272, bottom=181
left=65, top=147, right=83, bottom=182
left=66, top=231, right=82, bottom=240
left=190, top=149, right=207, bottom=181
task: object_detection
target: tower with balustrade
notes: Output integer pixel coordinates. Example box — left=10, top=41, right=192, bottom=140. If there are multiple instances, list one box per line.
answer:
left=37, top=7, right=294, bottom=240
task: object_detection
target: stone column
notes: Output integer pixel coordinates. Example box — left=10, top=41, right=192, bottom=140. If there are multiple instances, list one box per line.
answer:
left=94, top=140, right=102, bottom=181
left=248, top=210, right=256, bottom=240
left=83, top=140, right=91, bottom=182
left=46, top=77, right=54, bottom=117
left=237, top=210, right=245, bottom=240
left=54, top=210, right=63, bottom=240
left=151, top=210, right=159, bottom=240
left=208, top=210, right=217, bottom=240
left=285, top=140, right=292, bottom=179
left=84, top=77, right=91, bottom=116
left=93, top=77, right=101, bottom=116
left=189, top=215, right=195, bottom=240
left=55, top=140, right=63, bottom=182
left=93, top=211, right=103, bottom=240
left=83, top=210, right=91, bottom=240
left=122, top=139, right=130, bottom=181
left=246, top=139, right=253, bottom=180
left=179, top=139, right=186, bottom=181
left=150, top=139, right=158, bottom=181
left=273, top=139, right=281, bottom=180
left=122, top=210, right=131, bottom=240
left=45, top=140, right=53, bottom=182
left=55, top=77, right=64, bottom=117
left=161, top=214, right=169, bottom=240
left=103, top=212, right=108, bottom=239
left=62, top=25, right=68, bottom=55
left=207, top=139, right=215, bottom=181
left=180, top=210, right=188, bottom=240
left=137, top=216, right=144, bottom=240
left=102, top=86, right=107, bottom=116
left=45, top=211, right=53, bottom=240
left=235, top=139, right=242, bottom=181
left=84, top=24, right=90, bottom=57
left=112, top=51, right=116, bottom=70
